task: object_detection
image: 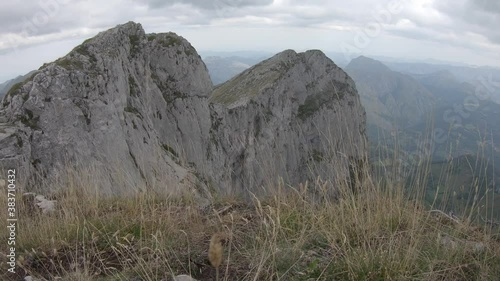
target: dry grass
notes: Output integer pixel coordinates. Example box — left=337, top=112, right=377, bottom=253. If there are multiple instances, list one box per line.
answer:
left=0, top=169, right=499, bottom=281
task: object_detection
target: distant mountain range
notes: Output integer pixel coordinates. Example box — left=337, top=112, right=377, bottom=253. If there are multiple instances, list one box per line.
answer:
left=344, top=56, right=435, bottom=133
left=384, top=60, right=500, bottom=83
left=203, top=56, right=265, bottom=85
left=345, top=57, right=500, bottom=216
left=0, top=71, right=36, bottom=99
left=348, top=57, right=500, bottom=161
left=411, top=70, right=500, bottom=161
left=385, top=61, right=500, bottom=104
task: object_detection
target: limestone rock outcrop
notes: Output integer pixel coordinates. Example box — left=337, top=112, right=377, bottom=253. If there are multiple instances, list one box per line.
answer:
left=0, top=22, right=367, bottom=196
left=207, top=50, right=367, bottom=194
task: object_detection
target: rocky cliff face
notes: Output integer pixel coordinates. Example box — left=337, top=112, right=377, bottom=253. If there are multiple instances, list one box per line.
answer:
left=0, top=22, right=367, bottom=196
left=207, top=50, right=367, bottom=194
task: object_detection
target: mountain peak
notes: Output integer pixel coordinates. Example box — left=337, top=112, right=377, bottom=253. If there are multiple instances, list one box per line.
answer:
left=210, top=49, right=349, bottom=107
left=0, top=22, right=367, bottom=196
left=345, top=55, right=435, bottom=132
left=97, top=21, right=145, bottom=39
left=346, top=56, right=392, bottom=73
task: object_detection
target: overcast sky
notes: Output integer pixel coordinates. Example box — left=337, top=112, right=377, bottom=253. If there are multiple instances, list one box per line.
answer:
left=0, top=0, right=499, bottom=83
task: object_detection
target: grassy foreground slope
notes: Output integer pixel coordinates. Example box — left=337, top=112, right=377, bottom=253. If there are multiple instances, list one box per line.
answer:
left=0, top=169, right=499, bottom=281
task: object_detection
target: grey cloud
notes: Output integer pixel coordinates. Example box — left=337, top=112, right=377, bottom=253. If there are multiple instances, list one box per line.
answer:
left=129, top=0, right=276, bottom=26
left=0, top=0, right=499, bottom=64
left=144, top=0, right=273, bottom=10
left=492, top=34, right=500, bottom=44
left=434, top=0, right=500, bottom=45
left=0, top=1, right=90, bottom=36
left=387, top=27, right=487, bottom=54
left=388, top=29, right=433, bottom=42
left=470, top=0, right=500, bottom=14
left=0, top=2, right=41, bottom=34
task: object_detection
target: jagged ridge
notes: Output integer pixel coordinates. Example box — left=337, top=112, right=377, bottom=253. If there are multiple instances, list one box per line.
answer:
left=0, top=22, right=367, bottom=196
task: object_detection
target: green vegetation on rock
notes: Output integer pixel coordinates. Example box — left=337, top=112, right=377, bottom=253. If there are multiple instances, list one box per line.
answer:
left=128, top=75, right=139, bottom=97
left=160, top=34, right=182, bottom=48
left=124, top=105, right=142, bottom=119
left=5, top=82, right=24, bottom=99
left=129, top=34, right=141, bottom=57
left=55, top=58, right=84, bottom=70
left=20, top=109, right=40, bottom=129
left=161, top=91, right=187, bottom=104
left=311, top=149, right=324, bottom=162
left=161, top=143, right=179, bottom=157
left=210, top=68, right=280, bottom=105
left=297, top=84, right=346, bottom=120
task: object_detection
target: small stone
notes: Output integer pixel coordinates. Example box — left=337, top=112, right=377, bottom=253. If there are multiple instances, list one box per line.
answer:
left=35, top=197, right=57, bottom=214
left=439, top=235, right=458, bottom=250
left=174, top=275, right=198, bottom=281
left=467, top=241, right=486, bottom=254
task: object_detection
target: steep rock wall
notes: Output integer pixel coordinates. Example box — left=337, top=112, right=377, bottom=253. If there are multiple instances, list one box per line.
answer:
left=0, top=22, right=367, bottom=196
